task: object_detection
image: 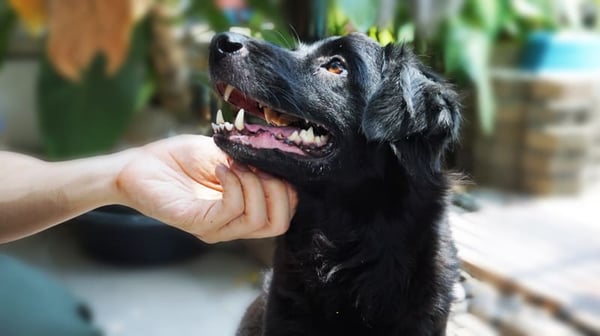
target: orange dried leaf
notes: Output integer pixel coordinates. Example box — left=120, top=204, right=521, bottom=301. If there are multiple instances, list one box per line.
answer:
left=9, top=0, right=47, bottom=35
left=46, top=0, right=142, bottom=81
left=95, top=0, right=135, bottom=75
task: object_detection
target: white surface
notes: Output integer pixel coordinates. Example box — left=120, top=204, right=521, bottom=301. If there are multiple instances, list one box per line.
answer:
left=0, top=225, right=262, bottom=336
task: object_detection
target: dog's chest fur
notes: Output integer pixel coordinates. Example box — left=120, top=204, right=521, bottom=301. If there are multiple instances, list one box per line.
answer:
left=261, top=174, right=458, bottom=336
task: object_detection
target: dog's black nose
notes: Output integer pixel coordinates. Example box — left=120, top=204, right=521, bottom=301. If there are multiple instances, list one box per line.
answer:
left=211, top=32, right=248, bottom=61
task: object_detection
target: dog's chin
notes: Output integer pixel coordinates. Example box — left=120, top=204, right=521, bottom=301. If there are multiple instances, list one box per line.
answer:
left=213, top=133, right=338, bottom=184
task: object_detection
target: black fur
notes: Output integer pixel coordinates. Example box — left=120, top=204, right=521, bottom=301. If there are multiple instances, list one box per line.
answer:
left=209, top=32, right=460, bottom=336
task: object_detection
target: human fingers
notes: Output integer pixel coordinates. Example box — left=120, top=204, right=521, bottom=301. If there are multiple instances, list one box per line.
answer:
left=242, top=171, right=293, bottom=239
left=286, top=182, right=298, bottom=220
left=210, top=163, right=270, bottom=241
left=190, top=164, right=245, bottom=243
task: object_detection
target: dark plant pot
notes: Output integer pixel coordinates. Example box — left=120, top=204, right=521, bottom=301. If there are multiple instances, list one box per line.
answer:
left=74, top=205, right=206, bottom=266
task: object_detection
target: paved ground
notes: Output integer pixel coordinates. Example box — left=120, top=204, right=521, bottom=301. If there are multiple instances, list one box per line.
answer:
left=451, top=186, right=600, bottom=335
left=0, top=219, right=590, bottom=336
left=0, top=225, right=259, bottom=336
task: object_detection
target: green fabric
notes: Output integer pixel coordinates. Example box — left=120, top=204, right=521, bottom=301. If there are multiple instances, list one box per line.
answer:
left=0, top=255, right=101, bottom=336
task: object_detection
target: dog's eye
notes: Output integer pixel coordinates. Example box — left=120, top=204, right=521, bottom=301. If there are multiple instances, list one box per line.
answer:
left=323, top=58, right=347, bottom=75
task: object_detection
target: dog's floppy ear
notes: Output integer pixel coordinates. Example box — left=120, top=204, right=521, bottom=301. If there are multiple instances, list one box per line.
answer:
left=362, top=44, right=460, bottom=171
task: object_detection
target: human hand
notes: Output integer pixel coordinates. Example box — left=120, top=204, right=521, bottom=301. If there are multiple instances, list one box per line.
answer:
left=115, top=135, right=297, bottom=243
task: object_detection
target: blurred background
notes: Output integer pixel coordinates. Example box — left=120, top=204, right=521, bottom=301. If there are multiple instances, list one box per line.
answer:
left=0, top=0, right=599, bottom=335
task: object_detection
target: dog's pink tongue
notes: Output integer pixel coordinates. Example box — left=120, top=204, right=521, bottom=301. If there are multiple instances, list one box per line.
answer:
left=245, top=124, right=298, bottom=138
left=230, top=132, right=305, bottom=155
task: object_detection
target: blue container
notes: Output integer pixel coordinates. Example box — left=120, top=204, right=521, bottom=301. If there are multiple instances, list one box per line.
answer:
left=520, top=31, right=600, bottom=72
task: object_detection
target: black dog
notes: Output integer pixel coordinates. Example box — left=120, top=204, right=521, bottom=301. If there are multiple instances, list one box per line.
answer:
left=209, top=32, right=460, bottom=336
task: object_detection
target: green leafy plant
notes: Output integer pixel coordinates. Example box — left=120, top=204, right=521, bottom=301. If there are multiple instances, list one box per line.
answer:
left=332, top=0, right=560, bottom=134
left=0, top=0, right=569, bottom=153
left=185, top=0, right=294, bottom=46
left=37, top=21, right=151, bottom=158
left=0, top=1, right=155, bottom=159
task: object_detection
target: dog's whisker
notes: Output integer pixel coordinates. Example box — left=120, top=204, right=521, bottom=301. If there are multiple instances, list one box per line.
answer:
left=288, top=25, right=301, bottom=48
left=272, top=29, right=295, bottom=49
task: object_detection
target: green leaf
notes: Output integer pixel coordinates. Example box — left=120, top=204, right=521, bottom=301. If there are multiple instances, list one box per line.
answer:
left=463, top=30, right=494, bottom=133
left=245, top=0, right=298, bottom=46
left=396, top=22, right=414, bottom=43
left=339, top=0, right=380, bottom=32
left=498, top=1, right=521, bottom=38
left=135, top=75, right=156, bottom=112
left=246, top=0, right=282, bottom=21
left=258, top=29, right=297, bottom=48
left=0, top=2, right=17, bottom=69
left=510, top=0, right=557, bottom=29
left=476, top=75, right=495, bottom=134
left=464, top=0, right=501, bottom=34
left=377, top=29, right=395, bottom=45
left=444, top=20, right=495, bottom=133
left=443, top=20, right=463, bottom=75
left=368, top=26, right=378, bottom=40
left=327, top=2, right=349, bottom=36
left=511, top=0, right=544, bottom=19
left=185, top=1, right=230, bottom=32
left=37, top=21, right=151, bottom=159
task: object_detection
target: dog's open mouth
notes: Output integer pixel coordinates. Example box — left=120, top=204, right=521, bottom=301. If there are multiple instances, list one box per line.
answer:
left=212, top=82, right=333, bottom=157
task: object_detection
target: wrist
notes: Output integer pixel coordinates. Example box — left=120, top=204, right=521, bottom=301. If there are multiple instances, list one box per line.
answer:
left=103, top=148, right=140, bottom=207
left=48, top=149, right=136, bottom=211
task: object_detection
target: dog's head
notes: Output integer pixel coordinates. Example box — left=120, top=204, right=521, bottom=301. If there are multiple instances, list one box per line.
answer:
left=209, top=32, right=459, bottom=186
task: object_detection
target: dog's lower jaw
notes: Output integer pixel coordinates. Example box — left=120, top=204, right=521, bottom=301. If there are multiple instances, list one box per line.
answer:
left=239, top=173, right=458, bottom=336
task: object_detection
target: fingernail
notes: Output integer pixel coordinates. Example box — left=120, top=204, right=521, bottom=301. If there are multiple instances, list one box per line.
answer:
left=232, top=162, right=250, bottom=172
left=256, top=170, right=274, bottom=180
left=215, top=164, right=229, bottom=176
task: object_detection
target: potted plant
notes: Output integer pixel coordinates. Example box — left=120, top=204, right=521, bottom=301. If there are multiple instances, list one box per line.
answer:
left=0, top=0, right=206, bottom=265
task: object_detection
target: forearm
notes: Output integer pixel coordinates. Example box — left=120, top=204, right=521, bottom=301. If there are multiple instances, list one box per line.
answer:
left=0, top=151, right=130, bottom=243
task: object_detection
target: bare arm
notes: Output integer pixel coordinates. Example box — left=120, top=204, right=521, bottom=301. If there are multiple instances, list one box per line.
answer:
left=0, top=151, right=126, bottom=242
left=0, top=135, right=297, bottom=244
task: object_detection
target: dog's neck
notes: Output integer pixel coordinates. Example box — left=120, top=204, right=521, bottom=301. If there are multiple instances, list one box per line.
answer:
left=269, top=147, right=455, bottom=330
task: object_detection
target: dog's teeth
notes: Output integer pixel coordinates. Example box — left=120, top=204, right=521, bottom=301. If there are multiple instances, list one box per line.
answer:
left=315, top=135, right=323, bottom=146
left=223, top=84, right=234, bottom=102
left=216, top=109, right=225, bottom=125
left=235, top=108, right=245, bottom=131
left=264, top=107, right=292, bottom=126
left=224, top=122, right=234, bottom=131
left=300, top=128, right=315, bottom=144
left=288, top=130, right=301, bottom=143
left=211, top=123, right=218, bottom=133
left=306, top=127, right=314, bottom=140
left=264, top=107, right=276, bottom=125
